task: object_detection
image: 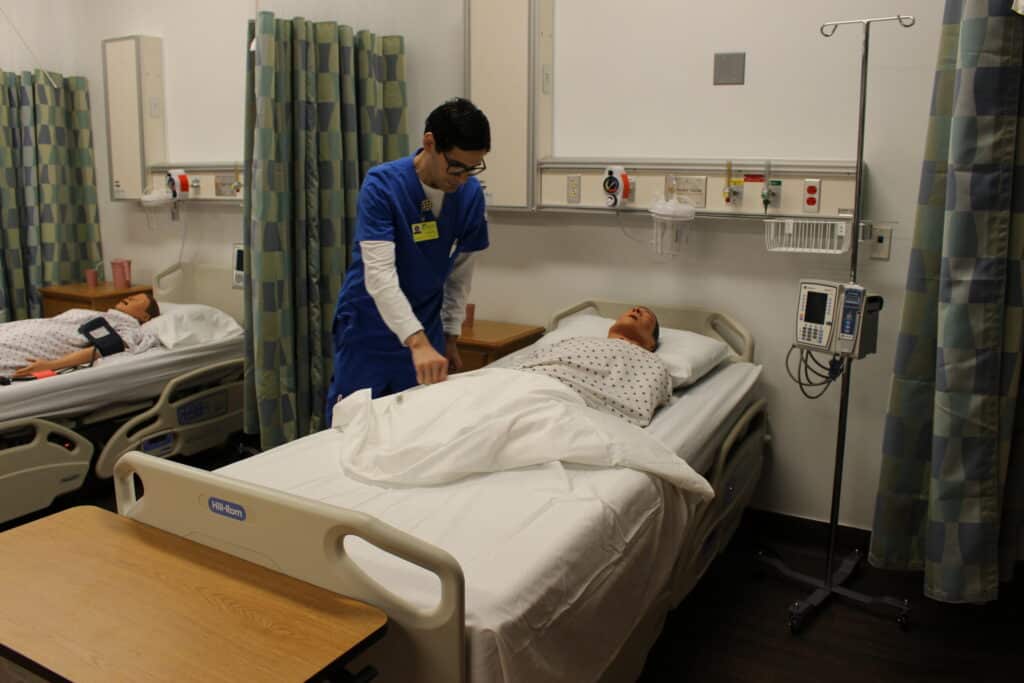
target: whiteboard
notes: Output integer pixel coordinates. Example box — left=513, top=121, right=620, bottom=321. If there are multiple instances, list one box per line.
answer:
left=552, top=0, right=941, bottom=161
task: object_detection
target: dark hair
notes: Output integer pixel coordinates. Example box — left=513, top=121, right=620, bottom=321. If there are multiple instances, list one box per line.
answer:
left=145, top=292, right=161, bottom=319
left=425, top=98, right=491, bottom=152
left=653, top=317, right=660, bottom=345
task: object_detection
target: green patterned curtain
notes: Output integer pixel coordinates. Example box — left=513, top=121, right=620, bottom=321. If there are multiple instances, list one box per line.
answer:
left=0, top=70, right=102, bottom=322
left=869, top=1, right=1024, bottom=603
left=243, top=12, right=408, bottom=449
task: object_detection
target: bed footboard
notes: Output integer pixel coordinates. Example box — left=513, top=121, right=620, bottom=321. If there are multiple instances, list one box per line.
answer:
left=114, top=452, right=466, bottom=683
left=0, top=418, right=94, bottom=524
left=94, top=358, right=244, bottom=479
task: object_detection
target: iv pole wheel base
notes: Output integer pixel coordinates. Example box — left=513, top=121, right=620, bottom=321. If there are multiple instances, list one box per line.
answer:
left=897, top=600, right=911, bottom=632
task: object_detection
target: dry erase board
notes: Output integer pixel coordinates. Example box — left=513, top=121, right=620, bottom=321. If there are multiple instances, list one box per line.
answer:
left=552, top=0, right=941, bottom=160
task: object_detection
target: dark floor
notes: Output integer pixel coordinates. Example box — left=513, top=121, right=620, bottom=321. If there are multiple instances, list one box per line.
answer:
left=639, top=515, right=1024, bottom=683
left=5, top=445, right=1023, bottom=683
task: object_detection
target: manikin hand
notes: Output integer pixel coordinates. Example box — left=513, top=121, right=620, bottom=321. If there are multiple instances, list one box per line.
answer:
left=13, top=358, right=57, bottom=378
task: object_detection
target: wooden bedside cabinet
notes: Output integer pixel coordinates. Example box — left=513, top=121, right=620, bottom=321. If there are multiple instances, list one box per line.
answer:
left=39, top=283, right=154, bottom=317
left=455, top=320, right=545, bottom=372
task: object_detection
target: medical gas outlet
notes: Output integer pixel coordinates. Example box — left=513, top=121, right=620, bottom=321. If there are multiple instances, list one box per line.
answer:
left=603, top=166, right=634, bottom=208
left=722, top=161, right=743, bottom=206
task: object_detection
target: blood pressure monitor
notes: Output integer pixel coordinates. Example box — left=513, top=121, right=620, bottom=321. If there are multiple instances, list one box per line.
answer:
left=796, top=279, right=882, bottom=358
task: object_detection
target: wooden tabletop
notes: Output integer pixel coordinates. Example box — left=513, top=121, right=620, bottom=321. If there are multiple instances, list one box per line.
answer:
left=0, top=506, right=387, bottom=683
left=458, top=320, right=545, bottom=349
left=38, top=282, right=153, bottom=300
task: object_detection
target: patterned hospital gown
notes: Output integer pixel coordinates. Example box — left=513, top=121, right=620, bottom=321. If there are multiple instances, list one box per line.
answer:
left=498, top=337, right=673, bottom=427
left=0, top=309, right=159, bottom=375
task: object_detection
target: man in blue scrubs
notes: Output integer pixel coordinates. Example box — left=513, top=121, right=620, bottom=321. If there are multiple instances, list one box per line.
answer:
left=326, top=98, right=491, bottom=418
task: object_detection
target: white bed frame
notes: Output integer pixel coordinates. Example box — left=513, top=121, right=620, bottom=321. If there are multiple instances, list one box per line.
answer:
left=110, top=301, right=767, bottom=683
left=0, top=263, right=245, bottom=525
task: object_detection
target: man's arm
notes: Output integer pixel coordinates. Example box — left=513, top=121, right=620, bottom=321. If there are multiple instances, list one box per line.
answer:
left=362, top=240, right=449, bottom=384
left=13, top=347, right=96, bottom=377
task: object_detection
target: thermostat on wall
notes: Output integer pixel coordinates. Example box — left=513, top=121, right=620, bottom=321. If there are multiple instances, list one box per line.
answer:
left=232, top=243, right=244, bottom=289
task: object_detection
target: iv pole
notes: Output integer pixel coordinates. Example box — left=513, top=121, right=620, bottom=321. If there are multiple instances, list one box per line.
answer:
left=759, top=14, right=915, bottom=634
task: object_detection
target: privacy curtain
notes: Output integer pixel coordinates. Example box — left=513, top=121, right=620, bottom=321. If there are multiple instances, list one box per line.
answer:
left=0, top=70, right=102, bottom=322
left=870, top=1, right=1024, bottom=604
left=243, top=11, right=409, bottom=449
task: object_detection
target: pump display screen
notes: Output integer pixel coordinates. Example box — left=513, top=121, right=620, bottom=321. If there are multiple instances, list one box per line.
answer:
left=805, top=291, right=828, bottom=324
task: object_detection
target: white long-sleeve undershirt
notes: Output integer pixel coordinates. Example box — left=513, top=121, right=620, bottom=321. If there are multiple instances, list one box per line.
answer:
left=362, top=240, right=477, bottom=344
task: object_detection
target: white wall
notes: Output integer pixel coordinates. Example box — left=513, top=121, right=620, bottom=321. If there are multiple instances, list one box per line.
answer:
left=44, top=0, right=464, bottom=286
left=12, top=0, right=941, bottom=528
left=0, top=1, right=79, bottom=75
left=473, top=1, right=943, bottom=529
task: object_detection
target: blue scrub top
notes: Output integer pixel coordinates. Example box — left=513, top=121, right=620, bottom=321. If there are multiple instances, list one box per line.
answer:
left=332, top=151, right=489, bottom=354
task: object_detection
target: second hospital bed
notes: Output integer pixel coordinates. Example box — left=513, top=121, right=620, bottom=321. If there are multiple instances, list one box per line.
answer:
left=0, top=264, right=245, bottom=525
left=111, top=300, right=769, bottom=683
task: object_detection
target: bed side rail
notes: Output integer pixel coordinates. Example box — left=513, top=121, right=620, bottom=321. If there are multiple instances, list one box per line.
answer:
left=114, top=452, right=466, bottom=683
left=711, top=398, right=767, bottom=486
left=94, top=358, right=243, bottom=479
left=0, top=418, right=94, bottom=524
left=668, top=398, right=767, bottom=603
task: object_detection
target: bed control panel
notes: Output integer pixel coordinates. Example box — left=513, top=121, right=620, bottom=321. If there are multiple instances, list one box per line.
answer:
left=176, top=392, right=228, bottom=426
left=141, top=432, right=176, bottom=457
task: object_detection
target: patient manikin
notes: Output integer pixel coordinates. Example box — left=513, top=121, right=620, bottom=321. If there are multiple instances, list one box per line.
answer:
left=498, top=306, right=672, bottom=427
left=0, top=292, right=161, bottom=379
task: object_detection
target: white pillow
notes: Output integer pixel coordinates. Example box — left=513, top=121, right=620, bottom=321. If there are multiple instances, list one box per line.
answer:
left=143, top=302, right=244, bottom=349
left=541, top=310, right=732, bottom=387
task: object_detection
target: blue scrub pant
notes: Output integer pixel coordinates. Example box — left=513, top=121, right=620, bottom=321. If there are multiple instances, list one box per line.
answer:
left=324, top=330, right=446, bottom=426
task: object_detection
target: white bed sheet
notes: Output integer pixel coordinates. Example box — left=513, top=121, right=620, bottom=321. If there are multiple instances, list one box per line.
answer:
left=219, top=431, right=691, bottom=683
left=0, top=337, right=244, bottom=421
left=647, top=361, right=763, bottom=473
left=217, top=363, right=761, bottom=683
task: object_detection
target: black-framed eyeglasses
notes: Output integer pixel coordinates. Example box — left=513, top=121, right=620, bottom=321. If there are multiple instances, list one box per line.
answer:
left=443, top=152, right=486, bottom=177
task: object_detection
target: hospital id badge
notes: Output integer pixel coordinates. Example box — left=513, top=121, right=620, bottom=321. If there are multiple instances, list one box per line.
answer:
left=411, top=220, right=439, bottom=242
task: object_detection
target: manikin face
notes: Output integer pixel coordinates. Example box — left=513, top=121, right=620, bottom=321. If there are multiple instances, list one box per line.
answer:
left=420, top=132, right=487, bottom=193
left=116, top=293, right=153, bottom=323
left=607, top=306, right=658, bottom=351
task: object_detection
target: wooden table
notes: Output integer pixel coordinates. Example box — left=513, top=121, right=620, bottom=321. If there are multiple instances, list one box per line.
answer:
left=455, top=320, right=545, bottom=372
left=39, top=283, right=154, bottom=317
left=0, top=507, right=387, bottom=683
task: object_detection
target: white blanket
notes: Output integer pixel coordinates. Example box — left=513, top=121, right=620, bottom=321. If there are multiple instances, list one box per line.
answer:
left=332, top=367, right=714, bottom=499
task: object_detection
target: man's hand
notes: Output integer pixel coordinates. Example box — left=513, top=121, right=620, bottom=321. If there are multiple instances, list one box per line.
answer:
left=13, top=358, right=56, bottom=378
left=405, top=331, right=449, bottom=385
left=445, top=334, right=463, bottom=373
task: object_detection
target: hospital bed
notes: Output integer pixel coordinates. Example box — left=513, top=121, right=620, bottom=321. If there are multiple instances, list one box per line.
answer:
left=111, top=300, right=768, bottom=683
left=0, top=263, right=245, bottom=525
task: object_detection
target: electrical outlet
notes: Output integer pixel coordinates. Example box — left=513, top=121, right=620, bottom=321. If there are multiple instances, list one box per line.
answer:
left=566, top=174, right=581, bottom=204
left=870, top=226, right=893, bottom=260
left=802, top=178, right=821, bottom=213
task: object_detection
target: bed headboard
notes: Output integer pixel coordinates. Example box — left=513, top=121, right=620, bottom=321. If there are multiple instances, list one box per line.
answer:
left=153, top=263, right=244, bottom=323
left=549, top=300, right=755, bottom=363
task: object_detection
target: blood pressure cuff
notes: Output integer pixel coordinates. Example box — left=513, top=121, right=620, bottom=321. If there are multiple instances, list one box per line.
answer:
left=78, top=317, right=126, bottom=357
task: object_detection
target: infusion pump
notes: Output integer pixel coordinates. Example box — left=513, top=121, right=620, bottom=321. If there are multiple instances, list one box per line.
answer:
left=795, top=279, right=882, bottom=358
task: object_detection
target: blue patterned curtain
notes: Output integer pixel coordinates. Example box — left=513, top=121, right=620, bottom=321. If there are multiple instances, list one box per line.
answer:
left=242, top=12, right=408, bottom=449
left=869, top=1, right=1024, bottom=603
left=0, top=70, right=102, bottom=322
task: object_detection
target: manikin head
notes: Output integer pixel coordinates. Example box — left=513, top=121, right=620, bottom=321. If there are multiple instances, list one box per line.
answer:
left=116, top=292, right=160, bottom=323
left=416, top=98, right=491, bottom=194
left=607, top=306, right=660, bottom=352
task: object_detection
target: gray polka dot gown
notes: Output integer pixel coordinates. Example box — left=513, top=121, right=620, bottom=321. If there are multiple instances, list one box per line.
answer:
left=502, top=337, right=673, bottom=427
